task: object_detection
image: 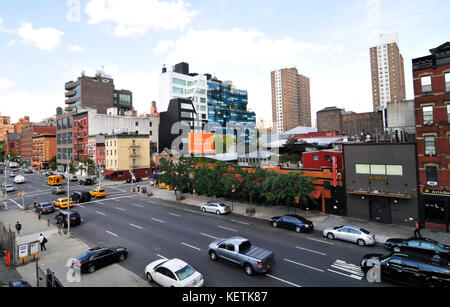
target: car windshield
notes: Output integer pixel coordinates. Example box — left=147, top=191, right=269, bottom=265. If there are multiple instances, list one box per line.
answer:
left=334, top=226, right=343, bottom=230
left=42, top=203, right=53, bottom=208
left=360, top=228, right=371, bottom=234
left=219, top=204, right=226, bottom=207
left=175, top=265, right=196, bottom=281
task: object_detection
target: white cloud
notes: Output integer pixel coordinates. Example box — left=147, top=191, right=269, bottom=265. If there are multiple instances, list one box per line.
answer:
left=69, top=45, right=85, bottom=52
left=17, top=23, right=64, bottom=51
left=0, top=77, right=15, bottom=91
left=85, top=0, right=198, bottom=37
left=6, top=40, right=16, bottom=47
left=153, top=40, right=174, bottom=54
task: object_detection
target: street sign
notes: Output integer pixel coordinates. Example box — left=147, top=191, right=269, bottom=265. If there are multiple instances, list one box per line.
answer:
left=18, top=244, right=29, bottom=260
left=30, top=242, right=39, bottom=256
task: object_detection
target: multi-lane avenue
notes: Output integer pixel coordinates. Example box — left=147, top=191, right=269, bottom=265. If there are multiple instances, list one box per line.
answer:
left=2, top=168, right=395, bottom=287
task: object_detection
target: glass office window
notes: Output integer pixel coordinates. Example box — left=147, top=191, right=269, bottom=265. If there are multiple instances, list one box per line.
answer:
left=386, top=165, right=403, bottom=176
left=173, top=78, right=186, bottom=86
left=370, top=164, right=386, bottom=175
left=356, top=164, right=370, bottom=174
left=173, top=87, right=184, bottom=94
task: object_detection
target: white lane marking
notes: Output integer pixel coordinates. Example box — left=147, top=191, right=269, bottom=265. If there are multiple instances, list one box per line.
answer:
left=115, top=207, right=126, bottom=211
left=96, top=211, right=106, bottom=216
left=231, top=219, right=250, bottom=226
left=89, top=195, right=135, bottom=204
left=130, top=223, right=143, bottom=230
left=157, top=254, right=168, bottom=260
left=218, top=226, right=237, bottom=232
left=308, top=237, right=335, bottom=245
left=331, top=260, right=364, bottom=277
left=9, top=198, right=23, bottom=209
left=327, top=269, right=363, bottom=280
left=133, top=204, right=144, bottom=208
left=151, top=218, right=165, bottom=223
left=201, top=233, right=219, bottom=240
left=77, top=204, right=86, bottom=208
left=295, top=246, right=327, bottom=256
left=106, top=231, right=118, bottom=237
left=168, top=213, right=180, bottom=217
left=181, top=243, right=201, bottom=251
left=284, top=259, right=324, bottom=272
left=266, top=274, right=302, bottom=287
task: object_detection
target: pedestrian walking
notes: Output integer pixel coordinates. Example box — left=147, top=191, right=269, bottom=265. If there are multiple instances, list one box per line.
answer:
left=413, top=220, right=422, bottom=238
left=2, top=200, right=7, bottom=211
left=39, top=234, right=47, bottom=251
left=33, top=197, right=37, bottom=207
left=137, top=184, right=140, bottom=192
left=15, top=222, right=22, bottom=236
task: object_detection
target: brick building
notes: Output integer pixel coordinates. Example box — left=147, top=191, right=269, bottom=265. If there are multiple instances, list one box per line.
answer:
left=73, top=112, right=89, bottom=161
left=412, top=42, right=450, bottom=231
left=5, top=133, right=21, bottom=156
left=20, top=126, right=56, bottom=163
left=0, top=114, right=14, bottom=142
left=14, top=116, right=33, bottom=134
left=32, top=134, right=56, bottom=169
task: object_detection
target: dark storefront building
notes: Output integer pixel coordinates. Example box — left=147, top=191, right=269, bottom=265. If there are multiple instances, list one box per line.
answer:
left=412, top=42, right=450, bottom=232
left=158, top=98, right=199, bottom=153
left=344, top=143, right=419, bottom=226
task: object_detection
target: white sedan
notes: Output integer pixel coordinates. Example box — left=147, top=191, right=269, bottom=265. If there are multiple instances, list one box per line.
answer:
left=13, top=175, right=26, bottom=184
left=201, top=203, right=231, bottom=215
left=145, top=258, right=204, bottom=287
left=5, top=184, right=15, bottom=192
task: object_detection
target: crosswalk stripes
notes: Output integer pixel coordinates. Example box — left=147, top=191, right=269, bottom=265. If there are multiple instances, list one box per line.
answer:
left=327, top=259, right=365, bottom=280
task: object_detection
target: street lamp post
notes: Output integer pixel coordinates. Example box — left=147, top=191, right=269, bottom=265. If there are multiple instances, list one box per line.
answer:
left=66, top=144, right=85, bottom=238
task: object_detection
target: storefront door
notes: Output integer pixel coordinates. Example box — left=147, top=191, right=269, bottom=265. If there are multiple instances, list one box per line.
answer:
left=369, top=198, right=392, bottom=224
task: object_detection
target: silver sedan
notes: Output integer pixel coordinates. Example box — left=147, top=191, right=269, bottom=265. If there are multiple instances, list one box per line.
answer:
left=323, top=225, right=376, bottom=246
left=201, top=203, right=231, bottom=215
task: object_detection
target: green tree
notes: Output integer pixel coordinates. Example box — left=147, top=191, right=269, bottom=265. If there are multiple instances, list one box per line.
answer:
left=69, top=160, right=78, bottom=174
left=80, top=158, right=96, bottom=176
left=49, top=156, right=57, bottom=171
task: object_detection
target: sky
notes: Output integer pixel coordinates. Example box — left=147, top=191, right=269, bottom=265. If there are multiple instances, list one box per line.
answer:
left=0, top=0, right=449, bottom=124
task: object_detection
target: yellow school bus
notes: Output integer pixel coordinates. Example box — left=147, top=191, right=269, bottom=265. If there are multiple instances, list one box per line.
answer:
left=47, top=175, right=64, bottom=186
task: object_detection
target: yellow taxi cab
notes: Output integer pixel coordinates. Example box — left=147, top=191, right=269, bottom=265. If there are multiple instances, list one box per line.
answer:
left=90, top=188, right=107, bottom=198
left=47, top=175, right=64, bottom=186
left=54, top=197, right=75, bottom=209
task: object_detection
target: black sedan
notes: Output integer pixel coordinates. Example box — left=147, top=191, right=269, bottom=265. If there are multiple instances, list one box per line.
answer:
left=79, top=178, right=94, bottom=186
left=0, top=281, right=32, bottom=287
left=269, top=214, right=314, bottom=233
left=73, top=247, right=128, bottom=274
left=385, top=237, right=450, bottom=260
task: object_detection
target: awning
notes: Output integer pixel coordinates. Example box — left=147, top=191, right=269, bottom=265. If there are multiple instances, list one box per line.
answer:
left=102, top=171, right=115, bottom=176
left=347, top=190, right=413, bottom=200
left=310, top=189, right=322, bottom=199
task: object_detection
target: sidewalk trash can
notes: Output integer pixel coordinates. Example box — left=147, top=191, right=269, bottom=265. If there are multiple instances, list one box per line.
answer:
left=141, top=187, right=147, bottom=194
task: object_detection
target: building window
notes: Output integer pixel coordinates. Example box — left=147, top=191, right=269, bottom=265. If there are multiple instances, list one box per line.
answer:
left=421, top=76, right=432, bottom=93
left=445, top=73, right=450, bottom=92
left=370, top=164, right=386, bottom=175
left=324, top=155, right=331, bottom=162
left=422, top=106, right=434, bottom=124
left=424, top=136, right=436, bottom=155
left=355, top=164, right=370, bottom=174
left=313, top=155, right=319, bottom=161
left=426, top=166, right=438, bottom=185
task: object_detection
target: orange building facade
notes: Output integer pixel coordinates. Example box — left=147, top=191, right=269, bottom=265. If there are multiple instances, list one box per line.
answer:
left=32, top=134, right=57, bottom=168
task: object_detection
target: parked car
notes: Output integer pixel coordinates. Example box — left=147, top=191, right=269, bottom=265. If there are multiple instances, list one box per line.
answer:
left=53, top=197, right=75, bottom=209
left=55, top=210, right=81, bottom=228
left=201, top=203, right=231, bottom=215
left=90, top=188, right=107, bottom=198
left=79, top=178, right=94, bottom=186
left=35, top=202, right=55, bottom=215
left=0, top=281, right=32, bottom=287
left=72, top=247, right=128, bottom=274
left=269, top=214, right=314, bottom=233
left=126, top=177, right=142, bottom=183
left=208, top=237, right=275, bottom=276
left=13, top=175, right=26, bottom=184
left=68, top=175, right=78, bottom=182
left=9, top=172, right=17, bottom=178
left=71, top=191, right=92, bottom=203
left=360, top=252, right=450, bottom=287
left=4, top=184, right=15, bottom=193
left=24, top=169, right=33, bottom=174
left=323, top=225, right=375, bottom=246
left=145, top=258, right=204, bottom=287
left=385, top=237, right=450, bottom=261
left=51, top=186, right=66, bottom=195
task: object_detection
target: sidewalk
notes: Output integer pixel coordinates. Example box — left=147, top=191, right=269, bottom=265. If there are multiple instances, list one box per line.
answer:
left=146, top=185, right=450, bottom=245
left=0, top=208, right=149, bottom=287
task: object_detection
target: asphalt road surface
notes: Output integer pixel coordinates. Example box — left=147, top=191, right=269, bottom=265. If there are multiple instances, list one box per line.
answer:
left=2, top=168, right=395, bottom=287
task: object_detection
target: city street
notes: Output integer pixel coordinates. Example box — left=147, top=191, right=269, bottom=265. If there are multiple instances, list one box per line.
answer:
left=2, top=168, right=394, bottom=287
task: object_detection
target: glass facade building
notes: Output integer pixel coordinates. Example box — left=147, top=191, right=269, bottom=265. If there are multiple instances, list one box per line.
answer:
left=207, top=79, right=256, bottom=144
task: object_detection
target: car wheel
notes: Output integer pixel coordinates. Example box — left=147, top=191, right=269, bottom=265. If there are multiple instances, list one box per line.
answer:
left=119, top=254, right=126, bottom=262
left=209, top=251, right=218, bottom=261
left=295, top=226, right=301, bottom=233
left=327, top=233, right=335, bottom=240
left=244, top=264, right=254, bottom=276
left=146, top=272, right=153, bottom=282
left=393, top=247, right=401, bottom=253
left=202, top=208, right=206, bottom=213
left=357, top=239, right=366, bottom=246
left=272, top=222, right=277, bottom=228
left=216, top=210, right=221, bottom=215
left=88, top=265, right=96, bottom=274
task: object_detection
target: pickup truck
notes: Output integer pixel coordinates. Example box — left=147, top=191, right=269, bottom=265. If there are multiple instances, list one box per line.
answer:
left=208, top=237, right=275, bottom=275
